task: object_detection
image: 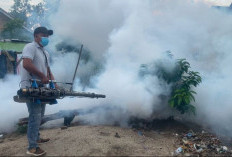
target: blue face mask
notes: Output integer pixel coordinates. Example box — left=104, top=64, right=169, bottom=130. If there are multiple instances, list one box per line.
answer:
left=40, top=37, right=49, bottom=47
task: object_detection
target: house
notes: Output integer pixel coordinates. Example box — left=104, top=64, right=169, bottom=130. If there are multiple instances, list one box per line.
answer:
left=0, top=7, right=32, bottom=37
left=0, top=8, right=31, bottom=78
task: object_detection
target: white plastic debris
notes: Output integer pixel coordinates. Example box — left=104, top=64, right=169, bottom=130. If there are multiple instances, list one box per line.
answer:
left=222, top=146, right=228, bottom=152
left=175, top=147, right=183, bottom=154
left=0, top=134, right=3, bottom=138
left=196, top=148, right=203, bottom=153
left=194, top=144, right=203, bottom=153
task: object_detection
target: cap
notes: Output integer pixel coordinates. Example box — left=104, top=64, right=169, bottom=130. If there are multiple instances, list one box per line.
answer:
left=34, top=27, right=53, bottom=36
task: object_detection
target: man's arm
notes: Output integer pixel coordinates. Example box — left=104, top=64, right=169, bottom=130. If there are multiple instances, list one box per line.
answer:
left=23, top=58, right=49, bottom=84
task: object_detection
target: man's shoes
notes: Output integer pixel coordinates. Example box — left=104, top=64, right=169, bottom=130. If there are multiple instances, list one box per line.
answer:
left=37, top=138, right=50, bottom=144
left=26, top=147, right=46, bottom=156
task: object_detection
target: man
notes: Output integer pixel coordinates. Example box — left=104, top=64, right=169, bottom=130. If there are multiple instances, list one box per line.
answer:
left=20, top=26, right=56, bottom=156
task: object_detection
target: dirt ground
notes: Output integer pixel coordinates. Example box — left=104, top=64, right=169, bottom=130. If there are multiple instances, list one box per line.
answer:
left=0, top=125, right=179, bottom=156
left=0, top=119, right=231, bottom=156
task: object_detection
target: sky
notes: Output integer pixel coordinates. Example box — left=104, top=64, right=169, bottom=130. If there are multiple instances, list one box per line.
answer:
left=0, top=0, right=42, bottom=12
left=203, top=0, right=232, bottom=5
left=0, top=0, right=232, bottom=12
left=211, top=0, right=232, bottom=5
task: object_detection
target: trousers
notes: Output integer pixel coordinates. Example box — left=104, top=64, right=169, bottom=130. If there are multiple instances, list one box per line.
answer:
left=26, top=102, right=46, bottom=149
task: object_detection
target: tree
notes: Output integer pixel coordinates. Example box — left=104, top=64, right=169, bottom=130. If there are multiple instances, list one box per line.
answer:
left=1, top=0, right=60, bottom=40
left=0, top=18, right=32, bottom=40
left=26, top=1, right=46, bottom=29
left=10, top=0, right=31, bottom=23
left=10, top=0, right=61, bottom=29
left=10, top=0, right=46, bottom=29
left=1, top=0, right=47, bottom=40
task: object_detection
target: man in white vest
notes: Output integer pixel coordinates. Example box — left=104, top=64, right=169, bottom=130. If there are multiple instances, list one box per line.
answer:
left=21, top=26, right=56, bottom=156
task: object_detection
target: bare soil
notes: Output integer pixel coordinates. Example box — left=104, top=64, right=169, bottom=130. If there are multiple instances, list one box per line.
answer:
left=0, top=125, right=179, bottom=156
left=0, top=119, right=231, bottom=156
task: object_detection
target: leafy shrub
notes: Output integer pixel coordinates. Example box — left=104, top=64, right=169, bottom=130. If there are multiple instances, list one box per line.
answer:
left=168, top=59, right=201, bottom=114
left=139, top=54, right=202, bottom=115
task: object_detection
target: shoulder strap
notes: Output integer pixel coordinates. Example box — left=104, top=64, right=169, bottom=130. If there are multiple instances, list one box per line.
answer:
left=16, top=56, right=23, bottom=67
left=39, top=47, right=52, bottom=80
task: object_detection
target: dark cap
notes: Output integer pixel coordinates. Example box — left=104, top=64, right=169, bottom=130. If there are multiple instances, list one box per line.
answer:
left=34, top=27, right=53, bottom=36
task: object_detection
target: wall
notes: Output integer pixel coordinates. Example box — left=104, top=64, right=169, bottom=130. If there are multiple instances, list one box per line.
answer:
left=0, top=12, right=10, bottom=32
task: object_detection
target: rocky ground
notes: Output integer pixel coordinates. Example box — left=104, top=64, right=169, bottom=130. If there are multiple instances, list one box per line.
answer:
left=0, top=119, right=231, bottom=156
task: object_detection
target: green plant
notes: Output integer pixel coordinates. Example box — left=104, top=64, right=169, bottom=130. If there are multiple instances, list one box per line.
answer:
left=139, top=56, right=202, bottom=115
left=168, top=59, right=202, bottom=114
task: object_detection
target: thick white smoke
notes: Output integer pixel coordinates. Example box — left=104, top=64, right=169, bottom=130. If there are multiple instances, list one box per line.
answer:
left=1, top=0, right=232, bottom=137
left=0, top=75, right=27, bottom=132
left=50, top=0, right=232, bottom=136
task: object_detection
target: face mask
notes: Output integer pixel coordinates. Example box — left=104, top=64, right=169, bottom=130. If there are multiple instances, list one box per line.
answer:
left=40, top=37, right=49, bottom=47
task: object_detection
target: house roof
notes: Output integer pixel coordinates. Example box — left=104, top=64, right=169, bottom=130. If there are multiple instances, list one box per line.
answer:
left=0, top=7, right=14, bottom=20
left=0, top=7, right=32, bottom=33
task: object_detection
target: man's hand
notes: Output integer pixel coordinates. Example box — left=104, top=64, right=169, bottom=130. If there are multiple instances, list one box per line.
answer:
left=47, top=67, right=58, bottom=88
left=55, top=83, right=59, bottom=89
left=41, top=75, right=49, bottom=84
